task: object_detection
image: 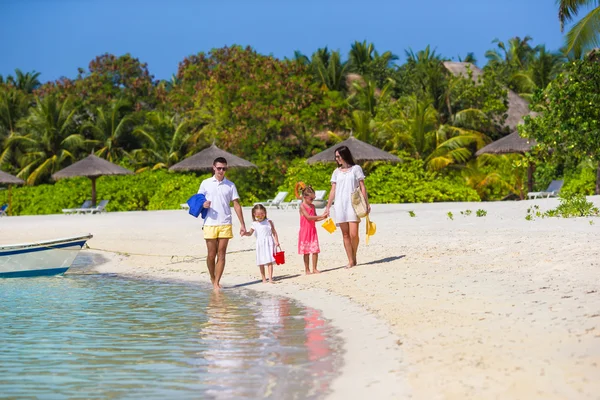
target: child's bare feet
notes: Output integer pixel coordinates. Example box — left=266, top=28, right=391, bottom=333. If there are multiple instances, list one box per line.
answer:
left=262, top=278, right=267, bottom=284
left=312, top=268, right=321, bottom=274
left=305, top=269, right=312, bottom=275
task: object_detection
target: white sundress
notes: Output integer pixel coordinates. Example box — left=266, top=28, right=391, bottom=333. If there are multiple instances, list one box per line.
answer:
left=252, top=219, right=276, bottom=266
left=331, top=165, right=365, bottom=224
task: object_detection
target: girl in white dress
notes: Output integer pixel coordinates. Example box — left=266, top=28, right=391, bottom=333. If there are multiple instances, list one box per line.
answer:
left=244, top=204, right=280, bottom=283
left=325, top=146, right=371, bottom=269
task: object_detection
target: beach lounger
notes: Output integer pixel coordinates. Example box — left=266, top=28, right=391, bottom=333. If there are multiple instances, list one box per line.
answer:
left=284, top=199, right=302, bottom=210
left=527, top=180, right=564, bottom=199
left=77, top=200, right=109, bottom=214
left=62, top=200, right=92, bottom=215
left=0, top=204, right=7, bottom=217
left=255, top=191, right=288, bottom=209
left=314, top=190, right=327, bottom=209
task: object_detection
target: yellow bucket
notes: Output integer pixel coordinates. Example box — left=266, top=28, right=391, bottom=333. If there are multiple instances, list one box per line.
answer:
left=321, top=218, right=336, bottom=234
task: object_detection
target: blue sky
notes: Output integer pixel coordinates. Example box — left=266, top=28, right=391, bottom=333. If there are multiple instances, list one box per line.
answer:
left=0, top=0, right=573, bottom=83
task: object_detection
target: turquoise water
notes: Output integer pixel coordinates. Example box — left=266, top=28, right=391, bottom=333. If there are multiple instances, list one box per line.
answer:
left=0, top=276, right=342, bottom=399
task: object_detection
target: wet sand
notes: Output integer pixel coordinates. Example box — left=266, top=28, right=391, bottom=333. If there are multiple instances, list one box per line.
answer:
left=2, top=197, right=600, bottom=399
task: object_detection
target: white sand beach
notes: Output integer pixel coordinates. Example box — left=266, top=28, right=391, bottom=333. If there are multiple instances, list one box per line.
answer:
left=2, top=198, right=599, bottom=399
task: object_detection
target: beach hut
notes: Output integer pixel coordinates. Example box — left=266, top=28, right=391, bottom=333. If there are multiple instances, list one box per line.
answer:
left=52, top=154, right=133, bottom=207
left=306, top=136, right=401, bottom=164
left=169, top=143, right=257, bottom=172
left=0, top=170, right=25, bottom=216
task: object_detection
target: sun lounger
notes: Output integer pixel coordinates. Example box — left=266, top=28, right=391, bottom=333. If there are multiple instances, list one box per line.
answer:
left=62, top=200, right=92, bottom=215
left=255, top=191, right=288, bottom=209
left=527, top=180, right=564, bottom=199
left=77, top=200, right=109, bottom=214
left=0, top=204, right=7, bottom=217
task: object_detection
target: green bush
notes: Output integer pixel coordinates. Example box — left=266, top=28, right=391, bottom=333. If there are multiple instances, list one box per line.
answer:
left=0, top=158, right=483, bottom=215
left=277, top=159, right=333, bottom=201
left=0, top=169, right=270, bottom=216
left=366, top=160, right=480, bottom=203
left=561, top=168, right=595, bottom=197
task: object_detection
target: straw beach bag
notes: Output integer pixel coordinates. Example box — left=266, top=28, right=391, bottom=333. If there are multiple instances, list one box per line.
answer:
left=351, top=187, right=368, bottom=219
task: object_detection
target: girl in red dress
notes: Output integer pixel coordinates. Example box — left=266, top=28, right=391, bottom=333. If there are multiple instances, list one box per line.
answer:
left=298, top=186, right=328, bottom=274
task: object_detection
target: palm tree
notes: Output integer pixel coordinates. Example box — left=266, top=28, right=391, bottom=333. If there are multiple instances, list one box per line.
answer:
left=310, top=49, right=348, bottom=92
left=82, top=99, right=142, bottom=162
left=0, top=88, right=29, bottom=138
left=405, top=46, right=449, bottom=119
left=485, top=36, right=536, bottom=68
left=292, top=50, right=310, bottom=66
left=9, top=96, right=86, bottom=184
left=5, top=69, right=42, bottom=93
left=347, top=78, right=394, bottom=117
left=558, top=0, right=600, bottom=56
left=528, top=45, right=564, bottom=89
left=130, top=111, right=194, bottom=171
left=379, top=95, right=438, bottom=158
left=458, top=52, right=478, bottom=65
left=425, top=108, right=492, bottom=171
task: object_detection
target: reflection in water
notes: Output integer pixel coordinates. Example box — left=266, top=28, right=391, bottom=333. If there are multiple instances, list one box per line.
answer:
left=0, top=276, right=342, bottom=399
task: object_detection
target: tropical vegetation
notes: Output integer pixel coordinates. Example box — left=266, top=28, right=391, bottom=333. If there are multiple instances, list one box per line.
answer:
left=1, top=4, right=599, bottom=214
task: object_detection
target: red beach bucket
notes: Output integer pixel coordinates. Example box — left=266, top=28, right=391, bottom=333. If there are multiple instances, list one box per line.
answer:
left=273, top=245, right=285, bottom=265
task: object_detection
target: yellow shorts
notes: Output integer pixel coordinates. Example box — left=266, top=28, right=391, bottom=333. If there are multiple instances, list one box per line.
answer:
left=204, top=224, right=233, bottom=239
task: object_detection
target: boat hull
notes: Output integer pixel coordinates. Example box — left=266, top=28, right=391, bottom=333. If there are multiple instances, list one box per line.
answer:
left=0, top=235, right=92, bottom=278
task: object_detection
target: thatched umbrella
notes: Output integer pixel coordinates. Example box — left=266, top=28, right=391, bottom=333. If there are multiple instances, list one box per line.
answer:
left=52, top=154, right=133, bottom=206
left=169, top=143, right=257, bottom=172
left=0, top=170, right=25, bottom=216
left=476, top=130, right=537, bottom=192
left=307, top=136, right=401, bottom=164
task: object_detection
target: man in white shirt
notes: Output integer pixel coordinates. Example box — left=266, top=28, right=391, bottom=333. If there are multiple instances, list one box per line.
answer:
left=198, top=157, right=247, bottom=291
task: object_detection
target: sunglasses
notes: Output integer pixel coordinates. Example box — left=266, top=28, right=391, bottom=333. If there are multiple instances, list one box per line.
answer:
left=215, top=167, right=227, bottom=171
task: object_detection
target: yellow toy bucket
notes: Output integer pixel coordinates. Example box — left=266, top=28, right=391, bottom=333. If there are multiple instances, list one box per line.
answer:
left=321, top=218, right=336, bottom=234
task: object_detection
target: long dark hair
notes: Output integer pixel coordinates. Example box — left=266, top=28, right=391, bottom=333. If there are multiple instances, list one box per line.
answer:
left=335, top=145, right=356, bottom=167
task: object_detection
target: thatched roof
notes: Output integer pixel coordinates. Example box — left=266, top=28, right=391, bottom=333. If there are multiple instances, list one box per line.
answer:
left=169, top=144, right=257, bottom=172
left=52, top=154, right=133, bottom=180
left=475, top=131, right=537, bottom=156
left=0, top=170, right=24, bottom=185
left=443, top=61, right=533, bottom=132
left=307, top=136, right=401, bottom=164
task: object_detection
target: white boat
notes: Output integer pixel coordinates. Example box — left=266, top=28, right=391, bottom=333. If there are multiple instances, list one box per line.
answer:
left=0, top=234, right=93, bottom=278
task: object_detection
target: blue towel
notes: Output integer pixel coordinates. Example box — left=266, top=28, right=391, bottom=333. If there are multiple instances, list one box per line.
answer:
left=187, top=194, right=208, bottom=219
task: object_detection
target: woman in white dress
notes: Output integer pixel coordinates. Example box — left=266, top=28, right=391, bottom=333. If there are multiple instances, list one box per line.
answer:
left=244, top=204, right=280, bottom=283
left=325, top=146, right=371, bottom=269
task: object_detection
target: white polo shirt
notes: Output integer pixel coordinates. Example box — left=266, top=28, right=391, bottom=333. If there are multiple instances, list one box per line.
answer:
left=198, top=176, right=240, bottom=226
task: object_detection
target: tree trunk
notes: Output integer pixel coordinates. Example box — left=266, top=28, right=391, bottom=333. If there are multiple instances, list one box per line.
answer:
left=527, top=162, right=535, bottom=193
left=90, top=177, right=97, bottom=207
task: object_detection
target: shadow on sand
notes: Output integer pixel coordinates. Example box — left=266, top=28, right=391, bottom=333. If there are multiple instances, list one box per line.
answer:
left=229, top=274, right=302, bottom=288
left=319, top=255, right=405, bottom=273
